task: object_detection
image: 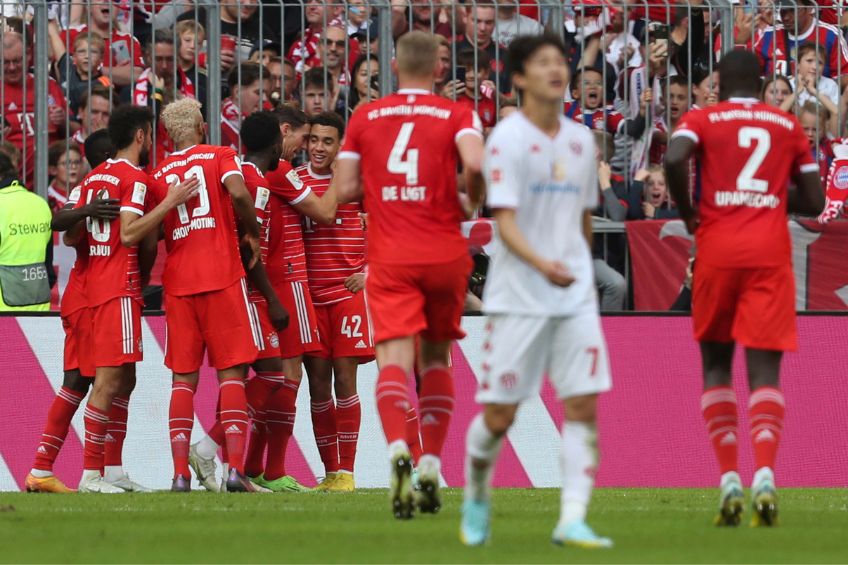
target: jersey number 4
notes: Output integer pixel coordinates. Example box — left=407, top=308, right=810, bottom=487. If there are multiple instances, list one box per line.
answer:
left=736, top=127, right=770, bottom=193
left=388, top=123, right=419, bottom=185
left=166, top=165, right=211, bottom=224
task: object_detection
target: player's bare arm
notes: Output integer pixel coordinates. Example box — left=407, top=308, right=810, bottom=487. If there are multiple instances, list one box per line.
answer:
left=120, top=178, right=200, bottom=247
left=664, top=136, right=698, bottom=234
left=239, top=246, right=289, bottom=331
left=223, top=174, right=262, bottom=267
left=456, top=133, right=485, bottom=211
left=294, top=189, right=338, bottom=225
left=788, top=171, right=825, bottom=216
left=51, top=197, right=120, bottom=232
left=582, top=209, right=593, bottom=246
left=492, top=207, right=575, bottom=288
left=138, top=231, right=158, bottom=288
left=333, top=158, right=363, bottom=204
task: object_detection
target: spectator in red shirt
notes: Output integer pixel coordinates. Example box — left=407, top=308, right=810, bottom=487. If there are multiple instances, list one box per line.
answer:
left=72, top=85, right=113, bottom=153
left=46, top=141, right=82, bottom=214
left=454, top=48, right=498, bottom=130
left=58, top=1, right=145, bottom=87
left=221, top=62, right=270, bottom=151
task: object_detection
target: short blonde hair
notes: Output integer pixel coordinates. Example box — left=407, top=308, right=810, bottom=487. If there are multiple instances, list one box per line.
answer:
left=176, top=19, right=206, bottom=42
left=74, top=31, right=105, bottom=54
left=161, top=98, right=203, bottom=146
left=397, top=31, right=438, bottom=78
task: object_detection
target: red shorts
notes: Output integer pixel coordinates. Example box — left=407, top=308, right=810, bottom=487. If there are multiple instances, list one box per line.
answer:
left=274, top=280, right=321, bottom=358
left=366, top=255, right=472, bottom=344
left=248, top=299, right=282, bottom=361
left=164, top=279, right=259, bottom=373
left=62, top=307, right=94, bottom=376
left=692, top=263, right=797, bottom=351
left=310, top=291, right=375, bottom=361
left=91, top=297, right=143, bottom=367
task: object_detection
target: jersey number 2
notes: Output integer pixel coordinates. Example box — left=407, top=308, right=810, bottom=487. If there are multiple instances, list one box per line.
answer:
left=166, top=165, right=210, bottom=224
left=736, top=127, right=770, bottom=193
left=388, top=123, right=419, bottom=185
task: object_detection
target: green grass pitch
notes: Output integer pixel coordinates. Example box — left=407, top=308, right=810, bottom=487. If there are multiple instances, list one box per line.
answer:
left=1, top=488, right=846, bottom=563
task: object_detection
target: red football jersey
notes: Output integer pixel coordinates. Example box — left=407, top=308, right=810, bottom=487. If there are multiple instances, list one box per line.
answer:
left=265, top=160, right=311, bottom=283
left=673, top=98, right=817, bottom=269
left=242, top=161, right=272, bottom=302
left=339, top=89, right=482, bottom=265
left=564, top=102, right=624, bottom=135
left=220, top=98, right=243, bottom=153
left=60, top=185, right=88, bottom=317
left=149, top=145, right=245, bottom=296
left=1, top=75, right=67, bottom=182
left=297, top=164, right=366, bottom=305
left=456, top=95, right=497, bottom=129
left=59, top=25, right=145, bottom=68
left=754, top=22, right=848, bottom=79
left=73, top=159, right=149, bottom=306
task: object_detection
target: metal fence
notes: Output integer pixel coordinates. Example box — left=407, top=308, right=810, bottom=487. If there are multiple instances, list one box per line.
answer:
left=1, top=0, right=843, bottom=309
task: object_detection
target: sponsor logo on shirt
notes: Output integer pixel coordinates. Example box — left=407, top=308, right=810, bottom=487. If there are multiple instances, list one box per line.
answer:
left=714, top=191, right=780, bottom=209
left=529, top=182, right=581, bottom=195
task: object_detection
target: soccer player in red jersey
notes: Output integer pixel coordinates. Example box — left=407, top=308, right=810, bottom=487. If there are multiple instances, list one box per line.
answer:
left=24, top=133, right=119, bottom=493
left=298, top=112, right=373, bottom=493
left=188, top=111, right=310, bottom=494
left=150, top=98, right=263, bottom=493
left=334, top=31, right=485, bottom=519
left=68, top=106, right=198, bottom=493
left=665, top=50, right=824, bottom=527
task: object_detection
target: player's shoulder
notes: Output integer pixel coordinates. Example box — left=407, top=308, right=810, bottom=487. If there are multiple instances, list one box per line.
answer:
left=488, top=110, right=524, bottom=141
left=559, top=114, right=594, bottom=142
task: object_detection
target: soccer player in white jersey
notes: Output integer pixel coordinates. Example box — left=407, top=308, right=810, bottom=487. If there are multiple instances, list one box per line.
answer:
left=460, top=34, right=613, bottom=548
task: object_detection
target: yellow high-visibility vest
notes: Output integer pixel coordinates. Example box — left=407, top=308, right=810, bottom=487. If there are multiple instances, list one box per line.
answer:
left=0, top=181, right=52, bottom=311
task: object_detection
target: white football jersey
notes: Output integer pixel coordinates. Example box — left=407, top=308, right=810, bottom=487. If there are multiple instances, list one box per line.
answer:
left=482, top=111, right=599, bottom=316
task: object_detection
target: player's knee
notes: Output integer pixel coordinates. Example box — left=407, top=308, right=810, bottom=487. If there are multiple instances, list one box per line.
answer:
left=63, top=370, right=91, bottom=393
left=484, top=405, right=517, bottom=436
left=564, top=394, right=598, bottom=423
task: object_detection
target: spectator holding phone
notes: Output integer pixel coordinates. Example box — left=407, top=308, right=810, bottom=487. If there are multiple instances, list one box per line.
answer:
left=347, top=54, right=379, bottom=116
left=452, top=48, right=498, bottom=130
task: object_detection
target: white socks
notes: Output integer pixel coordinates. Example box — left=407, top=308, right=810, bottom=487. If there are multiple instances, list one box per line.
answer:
left=753, top=466, right=775, bottom=489
left=559, top=421, right=598, bottom=527
left=463, top=413, right=503, bottom=503
left=195, top=435, right=220, bottom=460
left=80, top=469, right=101, bottom=482
left=387, top=439, right=409, bottom=460
left=104, top=465, right=124, bottom=481
left=30, top=469, right=52, bottom=478
left=417, top=454, right=441, bottom=478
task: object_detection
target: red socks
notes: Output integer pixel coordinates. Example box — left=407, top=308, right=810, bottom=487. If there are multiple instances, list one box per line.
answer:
left=311, top=398, right=339, bottom=474
left=220, top=378, right=249, bottom=474
left=82, top=403, right=109, bottom=472
left=749, top=387, right=785, bottom=471
left=375, top=365, right=410, bottom=446
left=336, top=394, right=361, bottom=473
left=264, top=379, right=300, bottom=481
left=418, top=367, right=455, bottom=458
left=104, top=395, right=129, bottom=467
left=169, top=382, right=195, bottom=479
left=701, top=387, right=739, bottom=475
left=405, top=406, right=422, bottom=464
left=244, top=373, right=281, bottom=477
left=34, top=387, right=85, bottom=472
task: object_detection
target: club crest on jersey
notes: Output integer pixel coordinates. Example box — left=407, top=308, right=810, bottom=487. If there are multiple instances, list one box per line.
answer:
left=570, top=141, right=583, bottom=156
left=833, top=166, right=848, bottom=190
left=269, top=332, right=279, bottom=349
left=500, top=372, right=517, bottom=390
left=552, top=162, right=567, bottom=181
left=491, top=169, right=502, bottom=183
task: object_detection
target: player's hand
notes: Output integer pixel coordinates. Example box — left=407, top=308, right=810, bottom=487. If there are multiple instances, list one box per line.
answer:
left=537, top=260, right=575, bottom=288
left=267, top=299, right=290, bottom=331
left=242, top=232, right=261, bottom=269
left=817, top=197, right=844, bottom=224
left=344, top=272, right=366, bottom=294
left=85, top=197, right=120, bottom=220
left=165, top=176, right=201, bottom=207
left=359, top=212, right=368, bottom=230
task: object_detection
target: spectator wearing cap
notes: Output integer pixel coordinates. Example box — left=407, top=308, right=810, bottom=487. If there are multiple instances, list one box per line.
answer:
left=493, top=3, right=543, bottom=49
left=251, top=39, right=283, bottom=66
left=0, top=152, right=53, bottom=312
left=454, top=4, right=511, bottom=94
left=756, top=0, right=848, bottom=87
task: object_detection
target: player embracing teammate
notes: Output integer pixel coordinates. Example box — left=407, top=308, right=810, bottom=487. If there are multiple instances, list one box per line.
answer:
left=666, top=50, right=824, bottom=527
left=335, top=31, right=485, bottom=518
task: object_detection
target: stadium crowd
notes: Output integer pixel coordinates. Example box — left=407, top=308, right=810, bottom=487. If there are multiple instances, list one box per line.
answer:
left=2, top=0, right=848, bottom=315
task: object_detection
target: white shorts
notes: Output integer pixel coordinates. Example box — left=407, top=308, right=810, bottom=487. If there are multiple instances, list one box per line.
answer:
left=477, top=311, right=612, bottom=404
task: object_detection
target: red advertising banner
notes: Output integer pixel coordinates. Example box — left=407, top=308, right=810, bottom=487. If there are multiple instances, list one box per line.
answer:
left=627, top=220, right=848, bottom=311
